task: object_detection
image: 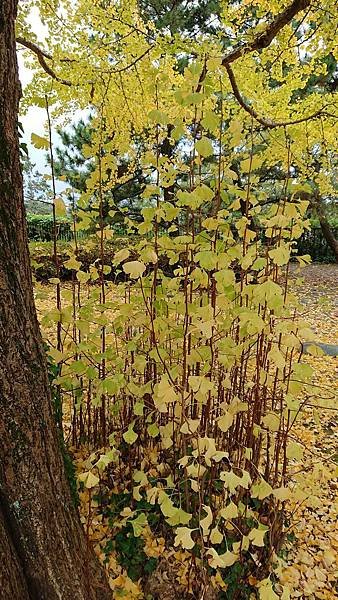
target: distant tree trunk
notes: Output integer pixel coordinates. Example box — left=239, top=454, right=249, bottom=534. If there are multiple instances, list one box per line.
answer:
left=0, top=1, right=111, bottom=598
left=314, top=197, right=338, bottom=263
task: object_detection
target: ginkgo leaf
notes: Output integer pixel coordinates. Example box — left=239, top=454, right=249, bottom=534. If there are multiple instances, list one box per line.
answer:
left=210, top=526, right=223, bottom=544
left=248, top=527, right=268, bottom=547
left=133, top=485, right=142, bottom=501
left=286, top=442, right=303, bottom=461
left=219, top=502, right=238, bottom=520
left=130, top=513, right=147, bottom=537
left=251, top=479, right=273, bottom=500
left=174, top=527, right=195, bottom=550
left=201, top=110, right=219, bottom=132
left=273, top=487, right=291, bottom=502
left=218, top=412, right=234, bottom=433
left=158, top=491, right=177, bottom=518
left=262, top=412, right=280, bottom=432
left=64, top=257, right=81, bottom=271
left=140, top=247, right=158, bottom=264
left=195, top=136, right=213, bottom=157
left=156, top=376, right=178, bottom=405
left=180, top=419, right=200, bottom=434
left=269, top=246, right=290, bottom=266
left=218, top=550, right=238, bottom=567
left=123, top=424, right=138, bottom=445
left=31, top=132, right=49, bottom=149
left=171, top=123, right=185, bottom=140
left=122, top=260, right=146, bottom=279
left=76, top=270, right=90, bottom=283
left=148, top=109, right=169, bottom=124
left=54, top=197, right=67, bottom=216
left=166, top=508, right=192, bottom=526
left=258, top=579, right=279, bottom=600
left=113, top=248, right=130, bottom=265
left=147, top=422, right=159, bottom=438
left=220, top=471, right=243, bottom=494
left=200, top=505, right=213, bottom=537
left=207, top=548, right=237, bottom=569
left=84, top=471, right=99, bottom=489
left=133, top=401, right=144, bottom=416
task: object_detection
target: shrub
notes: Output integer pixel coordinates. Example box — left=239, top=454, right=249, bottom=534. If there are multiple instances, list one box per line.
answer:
left=297, top=225, right=338, bottom=263
left=27, top=213, right=73, bottom=242
left=29, top=236, right=139, bottom=281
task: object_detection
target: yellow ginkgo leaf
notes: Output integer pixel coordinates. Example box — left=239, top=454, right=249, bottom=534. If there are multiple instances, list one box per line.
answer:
left=273, top=487, right=291, bottom=502
left=180, top=419, right=200, bottom=434
left=31, top=132, right=49, bottom=149
left=122, top=260, right=146, bottom=278
left=210, top=526, right=223, bottom=545
left=174, top=527, right=195, bottom=550
left=207, top=548, right=237, bottom=569
left=220, top=471, right=242, bottom=494
left=123, top=424, right=138, bottom=445
left=84, top=471, right=99, bottom=489
left=54, top=197, right=67, bottom=217
left=286, top=441, right=303, bottom=461
left=218, top=411, right=234, bottom=433
left=251, top=479, right=273, bottom=500
left=113, top=248, right=130, bottom=265
left=219, top=501, right=238, bottom=520
left=248, top=527, right=268, bottom=547
left=156, top=376, right=178, bottom=405
left=200, top=505, right=213, bottom=537
left=258, top=579, right=279, bottom=600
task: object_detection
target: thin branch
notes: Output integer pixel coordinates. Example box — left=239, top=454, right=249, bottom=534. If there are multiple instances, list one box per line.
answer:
left=17, top=36, right=152, bottom=85
left=113, top=46, right=152, bottom=74
left=225, top=63, right=332, bottom=129
left=16, top=37, right=73, bottom=86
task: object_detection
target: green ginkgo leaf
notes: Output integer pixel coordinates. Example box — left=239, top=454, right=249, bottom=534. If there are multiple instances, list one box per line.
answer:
left=123, top=424, right=138, bottom=445
left=195, top=136, right=213, bottom=157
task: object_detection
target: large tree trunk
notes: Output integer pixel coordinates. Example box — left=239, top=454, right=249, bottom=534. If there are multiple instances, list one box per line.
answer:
left=315, top=198, right=338, bottom=263
left=0, top=1, right=111, bottom=598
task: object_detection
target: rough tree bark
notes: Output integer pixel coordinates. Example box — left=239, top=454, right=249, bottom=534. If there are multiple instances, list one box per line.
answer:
left=312, top=197, right=338, bottom=263
left=0, top=1, right=112, bottom=598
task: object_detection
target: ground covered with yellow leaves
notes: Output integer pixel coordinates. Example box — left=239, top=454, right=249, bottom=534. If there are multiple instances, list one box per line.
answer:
left=35, top=264, right=337, bottom=600
left=278, top=265, right=337, bottom=600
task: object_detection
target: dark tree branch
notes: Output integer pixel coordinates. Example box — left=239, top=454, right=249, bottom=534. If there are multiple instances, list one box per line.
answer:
left=16, top=37, right=73, bottom=86
left=17, top=36, right=152, bottom=86
left=223, top=0, right=311, bottom=66
left=197, top=0, right=311, bottom=91
left=225, top=63, right=332, bottom=129
left=194, top=0, right=332, bottom=129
